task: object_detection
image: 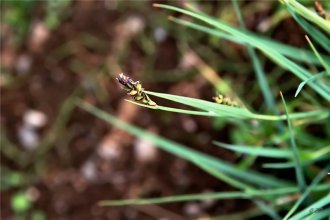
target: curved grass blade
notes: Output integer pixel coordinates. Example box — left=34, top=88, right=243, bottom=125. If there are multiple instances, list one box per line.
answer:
left=282, top=0, right=330, bottom=35
left=213, top=141, right=293, bottom=159
left=295, top=72, right=327, bottom=97
left=190, top=156, right=253, bottom=190
left=169, top=13, right=330, bottom=65
left=305, top=36, right=330, bottom=73
left=284, top=165, right=330, bottom=220
left=98, top=184, right=330, bottom=206
left=125, top=100, right=217, bottom=117
left=280, top=92, right=306, bottom=193
left=253, top=199, right=281, bottom=220
left=78, top=101, right=291, bottom=188
left=153, top=4, right=330, bottom=101
left=146, top=91, right=255, bottom=119
left=289, top=193, right=330, bottom=220
left=145, top=91, right=330, bottom=121
left=232, top=0, right=275, bottom=111
left=306, top=208, right=330, bottom=220
left=289, top=9, right=330, bottom=52
left=262, top=153, right=330, bottom=169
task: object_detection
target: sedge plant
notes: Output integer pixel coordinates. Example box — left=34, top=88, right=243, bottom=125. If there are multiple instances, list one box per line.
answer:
left=79, top=0, right=330, bottom=219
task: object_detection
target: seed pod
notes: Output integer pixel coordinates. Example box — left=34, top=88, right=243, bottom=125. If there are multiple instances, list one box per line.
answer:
left=116, top=73, right=157, bottom=106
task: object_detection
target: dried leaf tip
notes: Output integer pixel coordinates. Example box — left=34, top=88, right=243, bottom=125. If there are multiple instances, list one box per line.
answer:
left=116, top=73, right=157, bottom=107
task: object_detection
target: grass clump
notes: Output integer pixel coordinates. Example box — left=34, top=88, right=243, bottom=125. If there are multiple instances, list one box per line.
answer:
left=80, top=1, right=330, bottom=219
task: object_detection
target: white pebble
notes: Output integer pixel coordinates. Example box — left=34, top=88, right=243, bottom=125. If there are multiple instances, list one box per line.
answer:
left=154, top=27, right=167, bottom=43
left=97, top=141, right=120, bottom=160
left=124, top=15, right=145, bottom=36
left=184, top=202, right=202, bottom=217
left=15, top=54, right=32, bottom=75
left=134, top=138, right=157, bottom=162
left=182, top=118, right=197, bottom=133
left=18, top=125, right=39, bottom=150
left=23, top=110, right=47, bottom=128
left=81, top=160, right=97, bottom=182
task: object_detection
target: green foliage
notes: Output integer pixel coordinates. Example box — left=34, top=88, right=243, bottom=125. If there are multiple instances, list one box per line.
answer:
left=79, top=1, right=330, bottom=219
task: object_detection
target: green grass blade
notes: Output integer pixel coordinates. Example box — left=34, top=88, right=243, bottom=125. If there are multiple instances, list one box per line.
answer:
left=284, top=165, right=330, bottom=220
left=253, top=200, right=281, bottom=220
left=169, top=13, right=330, bottom=66
left=78, top=101, right=291, bottom=188
left=289, top=193, right=330, bottom=220
left=306, top=208, right=330, bottom=220
left=305, top=36, right=330, bottom=73
left=213, top=141, right=293, bottom=159
left=153, top=4, right=330, bottom=101
left=190, top=157, right=253, bottom=190
left=282, top=0, right=330, bottom=35
left=97, top=184, right=330, bottom=206
left=232, top=0, right=275, bottom=110
left=262, top=153, right=329, bottom=169
left=146, top=91, right=255, bottom=119
left=125, top=100, right=217, bottom=117
left=145, top=91, right=329, bottom=122
left=289, top=9, right=330, bottom=52
left=280, top=92, right=306, bottom=193
left=295, top=72, right=327, bottom=97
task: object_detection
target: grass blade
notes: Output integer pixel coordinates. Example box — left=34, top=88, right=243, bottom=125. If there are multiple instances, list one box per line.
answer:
left=169, top=13, right=330, bottom=65
left=289, top=9, right=330, bottom=52
left=232, top=0, right=275, bottom=110
left=305, top=36, right=330, bottom=73
left=78, top=101, right=291, bottom=188
left=280, top=92, right=306, bottom=193
left=289, top=193, right=330, bottom=220
left=145, top=91, right=329, bottom=121
left=153, top=4, right=330, bottom=101
left=97, top=184, right=330, bottom=206
left=213, top=141, right=293, bottom=159
left=282, top=0, right=330, bottom=35
left=295, top=72, right=327, bottom=97
left=284, top=165, right=330, bottom=220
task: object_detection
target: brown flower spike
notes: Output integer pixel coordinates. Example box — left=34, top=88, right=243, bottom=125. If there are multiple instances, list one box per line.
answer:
left=116, top=73, right=157, bottom=106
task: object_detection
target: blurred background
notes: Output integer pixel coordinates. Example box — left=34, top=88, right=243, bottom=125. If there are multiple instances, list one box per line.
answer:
left=1, top=0, right=326, bottom=219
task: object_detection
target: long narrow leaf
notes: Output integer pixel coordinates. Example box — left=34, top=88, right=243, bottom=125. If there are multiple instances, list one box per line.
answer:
left=282, top=0, right=330, bottom=35
left=213, top=141, right=293, bottom=159
left=153, top=4, right=330, bottom=101
left=78, top=101, right=291, bottom=188
left=284, top=165, right=330, bottom=220
left=289, top=193, right=330, bottom=220
left=98, top=184, right=330, bottom=206
left=289, top=9, right=330, bottom=52
left=280, top=92, right=306, bottom=192
left=145, top=91, right=329, bottom=121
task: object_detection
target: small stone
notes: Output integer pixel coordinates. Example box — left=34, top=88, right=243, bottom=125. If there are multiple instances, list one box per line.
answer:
left=29, top=21, right=50, bottom=52
left=81, top=160, right=97, bottom=182
left=124, top=16, right=145, bottom=36
left=134, top=138, right=157, bottom=162
left=15, top=54, right=32, bottom=75
left=154, top=27, right=167, bottom=43
left=182, top=118, right=197, bottom=133
left=184, top=202, right=202, bottom=217
left=23, top=110, right=47, bottom=128
left=18, top=124, right=39, bottom=150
